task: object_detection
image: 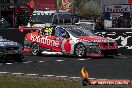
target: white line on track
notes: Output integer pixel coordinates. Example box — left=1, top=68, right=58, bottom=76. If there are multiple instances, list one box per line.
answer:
left=11, top=73, right=24, bottom=75
left=23, top=61, right=32, bottom=64
left=26, top=74, right=38, bottom=76
left=56, top=76, right=68, bottom=78
left=55, top=60, right=64, bottom=62
left=77, top=59, right=87, bottom=61
left=77, top=58, right=92, bottom=61
left=70, top=77, right=80, bottom=79
left=37, top=61, right=44, bottom=63
left=88, top=78, right=97, bottom=79
left=0, top=72, right=9, bottom=74
left=43, top=75, right=55, bottom=77
left=5, top=63, right=13, bottom=65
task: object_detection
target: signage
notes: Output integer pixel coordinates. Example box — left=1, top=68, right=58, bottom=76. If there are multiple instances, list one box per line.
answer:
left=33, top=10, right=56, bottom=15
left=105, top=5, right=130, bottom=13
left=62, top=0, right=68, bottom=6
left=57, top=0, right=73, bottom=11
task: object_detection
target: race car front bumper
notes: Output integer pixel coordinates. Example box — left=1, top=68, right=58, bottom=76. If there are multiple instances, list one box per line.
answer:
left=86, top=46, right=117, bottom=57
left=0, top=50, right=24, bottom=61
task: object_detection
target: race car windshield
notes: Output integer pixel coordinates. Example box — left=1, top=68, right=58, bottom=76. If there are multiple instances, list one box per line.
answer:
left=66, top=27, right=95, bottom=37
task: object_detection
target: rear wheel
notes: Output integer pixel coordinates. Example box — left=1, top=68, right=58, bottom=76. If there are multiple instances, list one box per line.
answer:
left=74, top=43, right=86, bottom=57
left=30, top=43, right=41, bottom=56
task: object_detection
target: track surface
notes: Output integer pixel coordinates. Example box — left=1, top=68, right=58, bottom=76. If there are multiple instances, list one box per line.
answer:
left=0, top=53, right=132, bottom=80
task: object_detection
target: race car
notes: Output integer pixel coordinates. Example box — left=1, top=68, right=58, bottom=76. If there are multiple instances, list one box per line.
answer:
left=0, top=36, right=24, bottom=62
left=24, top=25, right=118, bottom=57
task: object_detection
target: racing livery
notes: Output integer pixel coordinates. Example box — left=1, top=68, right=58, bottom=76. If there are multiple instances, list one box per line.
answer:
left=24, top=26, right=118, bottom=57
left=0, top=36, right=24, bottom=62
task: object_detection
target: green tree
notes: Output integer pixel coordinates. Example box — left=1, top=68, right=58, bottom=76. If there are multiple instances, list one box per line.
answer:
left=75, top=0, right=103, bottom=16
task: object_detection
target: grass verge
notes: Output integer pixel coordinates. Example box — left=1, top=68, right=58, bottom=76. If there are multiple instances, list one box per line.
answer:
left=0, top=75, right=131, bottom=88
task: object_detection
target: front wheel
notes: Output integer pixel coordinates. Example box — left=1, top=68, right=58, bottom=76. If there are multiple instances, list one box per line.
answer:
left=17, top=54, right=24, bottom=63
left=74, top=43, right=86, bottom=57
left=30, top=43, right=41, bottom=56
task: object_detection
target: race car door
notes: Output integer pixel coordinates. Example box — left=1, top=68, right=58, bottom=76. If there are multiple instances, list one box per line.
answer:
left=51, top=27, right=70, bottom=52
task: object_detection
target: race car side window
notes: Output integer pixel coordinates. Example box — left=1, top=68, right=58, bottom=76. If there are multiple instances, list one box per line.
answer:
left=62, top=30, right=69, bottom=38
left=55, top=27, right=70, bottom=38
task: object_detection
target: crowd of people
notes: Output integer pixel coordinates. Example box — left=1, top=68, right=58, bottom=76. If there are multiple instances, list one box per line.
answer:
left=94, top=16, right=132, bottom=30
left=112, top=16, right=131, bottom=28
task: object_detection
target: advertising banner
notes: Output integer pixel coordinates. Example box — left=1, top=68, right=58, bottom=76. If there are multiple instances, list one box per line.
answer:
left=104, top=4, right=130, bottom=19
left=57, top=0, right=73, bottom=11
left=104, top=4, right=130, bottom=13
left=128, top=0, right=132, bottom=5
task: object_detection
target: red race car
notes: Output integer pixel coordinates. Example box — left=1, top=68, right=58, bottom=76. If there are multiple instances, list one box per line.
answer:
left=24, top=25, right=118, bottom=57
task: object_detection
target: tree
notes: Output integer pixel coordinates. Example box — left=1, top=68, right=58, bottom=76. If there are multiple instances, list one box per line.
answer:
left=74, top=0, right=103, bottom=17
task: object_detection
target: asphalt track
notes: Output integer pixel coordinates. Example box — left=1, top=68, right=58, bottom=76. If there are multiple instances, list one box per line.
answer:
left=0, top=53, right=132, bottom=80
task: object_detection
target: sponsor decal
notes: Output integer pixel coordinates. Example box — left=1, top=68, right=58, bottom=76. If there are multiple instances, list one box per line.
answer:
left=56, top=37, right=64, bottom=40
left=64, top=40, right=71, bottom=52
left=78, top=38, right=114, bottom=43
left=0, top=42, right=17, bottom=46
left=81, top=67, right=131, bottom=86
left=105, top=5, right=130, bottom=13
left=90, top=80, right=130, bottom=85
left=30, top=34, right=59, bottom=47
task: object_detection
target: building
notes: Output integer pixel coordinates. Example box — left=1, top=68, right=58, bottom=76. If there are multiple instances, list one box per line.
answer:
left=34, top=0, right=56, bottom=10
left=0, top=0, right=59, bottom=27
left=0, top=0, right=33, bottom=27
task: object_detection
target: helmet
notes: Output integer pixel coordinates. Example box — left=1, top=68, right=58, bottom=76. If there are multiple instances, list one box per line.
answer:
left=43, top=27, right=52, bottom=35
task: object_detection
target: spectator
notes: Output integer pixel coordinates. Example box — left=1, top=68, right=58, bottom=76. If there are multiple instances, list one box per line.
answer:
left=1, top=18, right=10, bottom=28
left=95, top=19, right=104, bottom=30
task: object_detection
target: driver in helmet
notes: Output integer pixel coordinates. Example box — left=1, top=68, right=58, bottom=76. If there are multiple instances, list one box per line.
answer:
left=43, top=27, right=52, bottom=36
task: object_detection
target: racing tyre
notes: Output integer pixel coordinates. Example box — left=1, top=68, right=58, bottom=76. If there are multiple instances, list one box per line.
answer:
left=30, top=43, right=41, bottom=56
left=74, top=43, right=86, bottom=57
left=17, top=54, right=24, bottom=63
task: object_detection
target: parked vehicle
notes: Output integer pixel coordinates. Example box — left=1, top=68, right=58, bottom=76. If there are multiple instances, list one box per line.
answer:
left=0, top=36, right=24, bottom=62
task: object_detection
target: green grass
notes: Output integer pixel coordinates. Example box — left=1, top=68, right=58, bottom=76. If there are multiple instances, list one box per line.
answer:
left=0, top=75, right=131, bottom=88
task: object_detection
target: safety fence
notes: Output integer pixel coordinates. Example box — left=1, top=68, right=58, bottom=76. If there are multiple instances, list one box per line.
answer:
left=0, top=28, right=132, bottom=55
